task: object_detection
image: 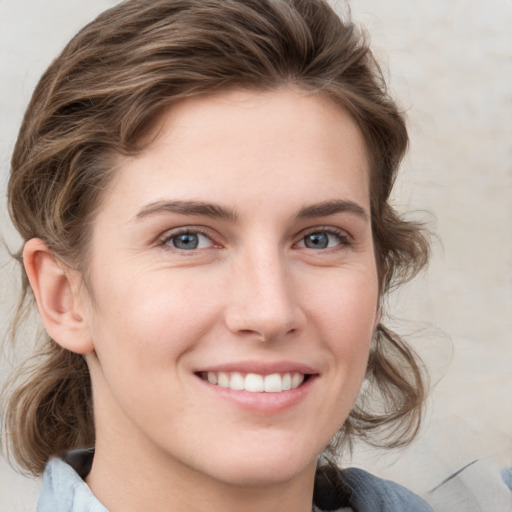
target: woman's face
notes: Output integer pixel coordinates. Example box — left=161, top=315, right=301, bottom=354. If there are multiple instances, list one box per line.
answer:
left=81, top=88, right=379, bottom=487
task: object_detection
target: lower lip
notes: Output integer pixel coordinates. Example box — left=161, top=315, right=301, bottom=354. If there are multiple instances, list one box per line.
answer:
left=196, top=375, right=317, bottom=414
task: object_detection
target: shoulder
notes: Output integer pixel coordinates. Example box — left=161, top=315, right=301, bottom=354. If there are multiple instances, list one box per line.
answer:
left=314, top=464, right=434, bottom=512
left=341, top=467, right=434, bottom=511
left=36, top=451, right=108, bottom=512
left=428, top=459, right=512, bottom=512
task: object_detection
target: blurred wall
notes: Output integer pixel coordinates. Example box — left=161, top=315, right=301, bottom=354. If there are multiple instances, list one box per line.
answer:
left=1, top=0, right=511, bottom=509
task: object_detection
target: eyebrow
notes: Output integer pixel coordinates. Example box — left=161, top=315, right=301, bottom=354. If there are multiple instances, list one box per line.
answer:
left=135, top=200, right=239, bottom=221
left=296, top=199, right=369, bottom=221
left=135, top=198, right=369, bottom=222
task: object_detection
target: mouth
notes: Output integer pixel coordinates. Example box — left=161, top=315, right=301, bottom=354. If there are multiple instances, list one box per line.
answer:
left=197, top=371, right=311, bottom=393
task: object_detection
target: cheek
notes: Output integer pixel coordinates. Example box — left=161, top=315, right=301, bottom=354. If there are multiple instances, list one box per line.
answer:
left=87, top=268, right=219, bottom=367
left=311, top=267, right=379, bottom=333
left=309, top=266, right=379, bottom=380
left=83, top=271, right=217, bottom=426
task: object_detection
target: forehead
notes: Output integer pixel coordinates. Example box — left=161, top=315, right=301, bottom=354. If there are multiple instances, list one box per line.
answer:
left=102, top=87, right=370, bottom=219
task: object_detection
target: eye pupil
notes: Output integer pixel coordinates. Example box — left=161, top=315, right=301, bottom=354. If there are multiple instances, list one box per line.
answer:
left=172, top=233, right=199, bottom=250
left=304, top=233, right=329, bottom=249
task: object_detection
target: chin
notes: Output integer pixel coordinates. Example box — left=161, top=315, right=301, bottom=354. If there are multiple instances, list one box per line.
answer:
left=201, top=446, right=319, bottom=488
left=216, top=467, right=310, bottom=488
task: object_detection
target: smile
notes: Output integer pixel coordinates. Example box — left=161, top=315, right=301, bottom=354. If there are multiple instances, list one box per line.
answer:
left=199, top=371, right=306, bottom=393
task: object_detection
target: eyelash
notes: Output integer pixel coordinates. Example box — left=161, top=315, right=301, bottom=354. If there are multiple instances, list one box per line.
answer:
left=295, top=227, right=352, bottom=251
left=157, top=227, right=217, bottom=252
left=158, top=226, right=352, bottom=254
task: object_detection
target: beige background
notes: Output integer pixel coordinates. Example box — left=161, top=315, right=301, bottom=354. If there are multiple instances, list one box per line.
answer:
left=1, top=0, right=511, bottom=510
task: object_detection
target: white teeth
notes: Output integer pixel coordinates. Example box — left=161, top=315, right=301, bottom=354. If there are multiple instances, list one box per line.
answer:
left=292, top=373, right=304, bottom=388
left=245, top=373, right=264, bottom=392
left=202, top=371, right=306, bottom=393
left=217, top=372, right=229, bottom=388
left=229, top=372, right=245, bottom=391
left=264, top=373, right=283, bottom=392
left=282, top=373, right=292, bottom=391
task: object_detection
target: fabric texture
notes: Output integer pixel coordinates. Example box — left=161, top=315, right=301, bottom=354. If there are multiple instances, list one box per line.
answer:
left=36, top=451, right=107, bottom=512
left=313, top=464, right=434, bottom=511
left=36, top=450, right=433, bottom=512
left=427, top=459, right=512, bottom=512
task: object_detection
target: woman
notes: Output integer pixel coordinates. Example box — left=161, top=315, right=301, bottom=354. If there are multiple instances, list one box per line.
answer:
left=2, top=0, right=432, bottom=510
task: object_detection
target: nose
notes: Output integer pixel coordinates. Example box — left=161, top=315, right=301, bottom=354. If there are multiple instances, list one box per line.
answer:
left=224, top=247, right=306, bottom=342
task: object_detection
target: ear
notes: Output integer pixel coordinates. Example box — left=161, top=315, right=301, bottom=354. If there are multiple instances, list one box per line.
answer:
left=23, top=238, right=94, bottom=354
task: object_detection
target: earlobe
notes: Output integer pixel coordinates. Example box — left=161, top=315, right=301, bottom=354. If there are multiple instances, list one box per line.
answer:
left=23, top=238, right=94, bottom=354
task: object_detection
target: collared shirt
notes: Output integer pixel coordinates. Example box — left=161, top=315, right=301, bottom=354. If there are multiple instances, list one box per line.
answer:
left=36, top=450, right=434, bottom=512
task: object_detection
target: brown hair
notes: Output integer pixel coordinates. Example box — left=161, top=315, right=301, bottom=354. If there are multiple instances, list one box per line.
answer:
left=2, top=0, right=430, bottom=475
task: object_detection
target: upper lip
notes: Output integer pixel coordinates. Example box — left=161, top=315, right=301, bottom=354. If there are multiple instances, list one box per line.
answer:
left=195, top=360, right=318, bottom=376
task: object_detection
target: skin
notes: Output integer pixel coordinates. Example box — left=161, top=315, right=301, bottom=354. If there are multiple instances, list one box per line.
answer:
left=25, top=88, right=380, bottom=512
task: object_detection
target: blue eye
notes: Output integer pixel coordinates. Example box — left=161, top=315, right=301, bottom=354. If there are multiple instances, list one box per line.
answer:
left=166, top=231, right=213, bottom=250
left=298, top=230, right=347, bottom=249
